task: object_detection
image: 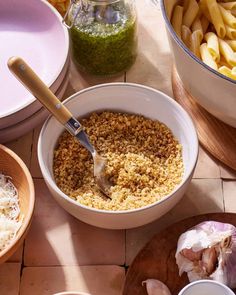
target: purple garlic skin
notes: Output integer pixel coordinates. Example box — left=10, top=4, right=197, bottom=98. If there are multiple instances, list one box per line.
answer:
left=142, top=279, right=172, bottom=295
left=175, top=221, right=236, bottom=288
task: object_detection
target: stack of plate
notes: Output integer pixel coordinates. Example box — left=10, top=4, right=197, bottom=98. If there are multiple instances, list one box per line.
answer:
left=0, top=0, right=70, bottom=143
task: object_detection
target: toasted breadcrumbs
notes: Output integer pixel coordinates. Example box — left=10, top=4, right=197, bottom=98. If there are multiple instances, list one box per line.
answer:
left=53, top=112, right=184, bottom=211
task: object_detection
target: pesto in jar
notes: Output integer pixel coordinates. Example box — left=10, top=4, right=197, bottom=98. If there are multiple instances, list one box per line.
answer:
left=69, top=2, right=137, bottom=76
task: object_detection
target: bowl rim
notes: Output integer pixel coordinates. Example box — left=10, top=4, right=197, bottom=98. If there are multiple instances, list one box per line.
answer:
left=1, top=0, right=69, bottom=119
left=159, top=0, right=236, bottom=85
left=0, top=144, right=35, bottom=259
left=178, top=279, right=235, bottom=295
left=53, top=292, right=91, bottom=295
left=38, top=82, right=199, bottom=215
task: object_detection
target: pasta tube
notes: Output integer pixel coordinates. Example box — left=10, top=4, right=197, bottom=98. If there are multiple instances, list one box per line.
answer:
left=192, top=18, right=203, bottom=40
left=218, top=5, right=236, bottom=29
left=218, top=58, right=233, bottom=68
left=225, top=25, right=236, bottom=39
left=218, top=66, right=236, bottom=79
left=166, top=0, right=179, bottom=20
left=220, top=2, right=236, bottom=11
left=200, top=43, right=218, bottom=70
left=172, top=5, right=184, bottom=38
left=199, top=0, right=212, bottom=21
left=205, top=32, right=220, bottom=62
left=183, top=0, right=199, bottom=27
left=231, top=67, right=236, bottom=74
left=190, top=30, right=202, bottom=58
left=207, top=0, right=226, bottom=38
left=181, top=25, right=192, bottom=48
left=183, top=0, right=190, bottom=12
left=219, top=38, right=236, bottom=66
left=200, top=15, right=209, bottom=33
left=225, top=40, right=236, bottom=51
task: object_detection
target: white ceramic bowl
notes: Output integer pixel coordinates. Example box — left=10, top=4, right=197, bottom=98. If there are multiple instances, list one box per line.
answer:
left=160, top=0, right=236, bottom=128
left=178, top=280, right=235, bottom=295
left=38, top=83, right=198, bottom=229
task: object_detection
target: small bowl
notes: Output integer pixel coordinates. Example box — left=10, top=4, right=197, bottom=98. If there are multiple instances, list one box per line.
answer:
left=0, top=145, right=35, bottom=263
left=38, top=83, right=198, bottom=229
left=160, top=0, right=236, bottom=127
left=178, top=280, right=235, bottom=295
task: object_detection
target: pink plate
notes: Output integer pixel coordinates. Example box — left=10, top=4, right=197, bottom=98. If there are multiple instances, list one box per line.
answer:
left=0, top=67, right=70, bottom=143
left=0, top=0, right=69, bottom=121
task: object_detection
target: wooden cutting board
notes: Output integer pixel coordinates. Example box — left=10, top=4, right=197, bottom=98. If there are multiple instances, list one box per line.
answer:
left=123, top=213, right=236, bottom=295
left=172, top=67, right=236, bottom=171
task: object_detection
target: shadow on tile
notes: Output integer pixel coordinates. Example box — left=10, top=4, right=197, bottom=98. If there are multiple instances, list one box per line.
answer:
left=24, top=179, right=125, bottom=267
left=20, top=265, right=125, bottom=295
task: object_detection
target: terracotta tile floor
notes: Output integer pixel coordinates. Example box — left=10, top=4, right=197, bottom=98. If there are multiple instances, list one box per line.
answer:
left=2, top=1, right=236, bottom=294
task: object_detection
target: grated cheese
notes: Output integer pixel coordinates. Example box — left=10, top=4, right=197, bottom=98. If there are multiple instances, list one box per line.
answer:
left=0, top=173, right=22, bottom=252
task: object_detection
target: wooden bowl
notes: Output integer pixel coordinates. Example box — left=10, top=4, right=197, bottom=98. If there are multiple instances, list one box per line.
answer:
left=0, top=144, right=35, bottom=263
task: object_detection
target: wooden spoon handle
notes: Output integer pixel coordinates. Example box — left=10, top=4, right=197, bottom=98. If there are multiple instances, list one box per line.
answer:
left=8, top=56, right=72, bottom=125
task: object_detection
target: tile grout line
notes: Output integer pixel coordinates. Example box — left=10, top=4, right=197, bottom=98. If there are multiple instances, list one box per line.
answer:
left=221, top=179, right=226, bottom=212
left=29, top=129, right=35, bottom=172
left=19, top=239, right=26, bottom=295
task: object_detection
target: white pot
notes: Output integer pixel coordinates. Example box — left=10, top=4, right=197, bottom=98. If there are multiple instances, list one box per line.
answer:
left=38, top=83, right=198, bottom=229
left=160, top=0, right=236, bottom=128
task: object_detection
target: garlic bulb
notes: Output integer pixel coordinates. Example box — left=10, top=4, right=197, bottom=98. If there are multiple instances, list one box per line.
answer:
left=142, top=279, right=171, bottom=295
left=175, top=221, right=236, bottom=288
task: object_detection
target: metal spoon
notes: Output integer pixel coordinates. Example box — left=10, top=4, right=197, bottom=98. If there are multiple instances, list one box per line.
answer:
left=8, top=56, right=112, bottom=198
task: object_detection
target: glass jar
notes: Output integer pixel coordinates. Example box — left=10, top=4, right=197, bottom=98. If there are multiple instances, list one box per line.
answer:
left=64, top=0, right=137, bottom=76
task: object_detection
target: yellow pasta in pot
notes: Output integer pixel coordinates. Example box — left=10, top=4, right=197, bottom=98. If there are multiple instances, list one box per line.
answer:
left=225, top=25, right=236, bottom=39
left=218, top=66, right=236, bottom=79
left=205, top=32, right=220, bottom=62
left=200, top=43, right=218, bottom=70
left=190, top=30, right=202, bottom=58
left=200, top=15, right=210, bottom=33
left=168, top=0, right=236, bottom=80
left=183, top=0, right=199, bottom=27
left=181, top=25, right=192, bottom=47
left=166, top=0, right=180, bottom=20
left=219, top=38, right=236, bottom=66
left=207, top=0, right=226, bottom=38
left=172, top=5, right=184, bottom=38
left=218, top=5, right=236, bottom=29
left=225, top=39, right=236, bottom=50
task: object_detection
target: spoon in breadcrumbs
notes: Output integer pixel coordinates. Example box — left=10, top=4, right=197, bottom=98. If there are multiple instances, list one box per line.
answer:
left=8, top=56, right=112, bottom=199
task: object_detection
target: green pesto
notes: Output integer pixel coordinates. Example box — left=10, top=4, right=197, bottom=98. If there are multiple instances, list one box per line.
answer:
left=70, top=17, right=137, bottom=76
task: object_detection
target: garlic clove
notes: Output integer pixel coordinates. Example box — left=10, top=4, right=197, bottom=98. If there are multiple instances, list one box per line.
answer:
left=202, top=247, right=217, bottom=275
left=181, top=248, right=203, bottom=261
left=142, top=279, right=172, bottom=295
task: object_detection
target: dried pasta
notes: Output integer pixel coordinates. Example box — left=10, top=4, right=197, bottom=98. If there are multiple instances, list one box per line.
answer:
left=169, top=0, right=236, bottom=80
left=183, top=0, right=200, bottom=27
left=172, top=6, right=184, bottom=37
left=48, top=0, right=69, bottom=16
left=181, top=25, right=192, bottom=47
left=205, top=32, right=220, bottom=61
left=200, top=43, right=218, bottom=69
